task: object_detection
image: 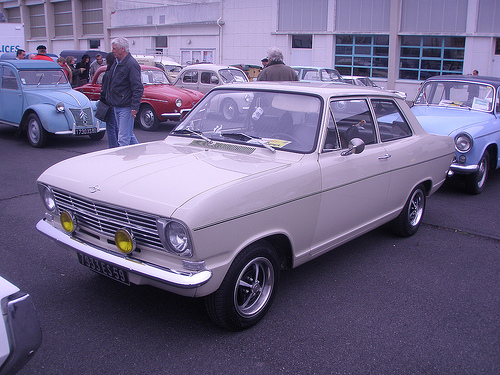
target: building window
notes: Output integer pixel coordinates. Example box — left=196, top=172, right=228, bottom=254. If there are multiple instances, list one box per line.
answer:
left=292, top=35, right=312, bottom=49
left=181, top=50, right=214, bottom=65
left=54, top=1, right=73, bottom=37
left=5, top=7, right=21, bottom=23
left=29, top=4, right=46, bottom=38
left=496, top=39, right=500, bottom=55
left=82, top=0, right=103, bottom=35
left=278, top=0, right=328, bottom=31
left=335, top=35, right=389, bottom=78
left=399, top=36, right=465, bottom=80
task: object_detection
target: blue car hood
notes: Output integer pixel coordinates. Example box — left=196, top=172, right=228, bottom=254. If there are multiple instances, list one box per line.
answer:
left=411, top=106, right=495, bottom=136
left=25, top=88, right=90, bottom=108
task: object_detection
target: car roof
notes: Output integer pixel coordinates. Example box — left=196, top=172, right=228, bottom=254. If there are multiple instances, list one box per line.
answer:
left=181, top=64, right=244, bottom=71
left=292, top=66, right=340, bottom=71
left=425, top=74, right=500, bottom=87
left=210, top=80, right=398, bottom=97
left=0, top=59, right=60, bottom=70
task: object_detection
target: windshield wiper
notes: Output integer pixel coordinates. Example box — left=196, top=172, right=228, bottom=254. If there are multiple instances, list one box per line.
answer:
left=37, top=73, right=44, bottom=86
left=171, top=128, right=213, bottom=144
left=221, top=132, right=276, bottom=153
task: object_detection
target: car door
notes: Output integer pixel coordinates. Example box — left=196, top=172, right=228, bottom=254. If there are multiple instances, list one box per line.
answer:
left=0, top=65, right=23, bottom=125
left=311, top=98, right=391, bottom=256
left=79, top=69, right=104, bottom=100
left=176, top=70, right=201, bottom=92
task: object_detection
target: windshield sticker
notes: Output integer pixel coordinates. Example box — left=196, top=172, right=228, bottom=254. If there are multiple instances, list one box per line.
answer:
left=262, top=138, right=292, bottom=148
left=472, top=97, right=490, bottom=111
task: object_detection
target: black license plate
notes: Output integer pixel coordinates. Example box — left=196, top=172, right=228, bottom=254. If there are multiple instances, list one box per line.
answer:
left=75, top=127, right=97, bottom=135
left=77, top=252, right=130, bottom=285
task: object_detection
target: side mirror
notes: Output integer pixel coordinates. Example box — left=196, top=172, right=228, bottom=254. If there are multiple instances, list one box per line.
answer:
left=341, top=138, right=365, bottom=156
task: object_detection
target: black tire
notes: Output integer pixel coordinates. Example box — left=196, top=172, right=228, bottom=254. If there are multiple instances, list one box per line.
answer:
left=136, top=104, right=159, bottom=131
left=89, top=131, right=105, bottom=141
left=205, top=241, right=280, bottom=331
left=465, top=151, right=489, bottom=195
left=221, top=98, right=238, bottom=121
left=391, top=184, right=426, bottom=237
left=26, top=113, right=48, bottom=148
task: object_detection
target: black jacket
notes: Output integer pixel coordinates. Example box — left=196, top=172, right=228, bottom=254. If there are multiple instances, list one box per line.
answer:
left=102, top=53, right=143, bottom=111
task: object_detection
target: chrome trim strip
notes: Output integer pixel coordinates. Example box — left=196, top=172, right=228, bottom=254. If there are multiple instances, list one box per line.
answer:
left=36, top=219, right=212, bottom=289
left=160, top=112, right=182, bottom=119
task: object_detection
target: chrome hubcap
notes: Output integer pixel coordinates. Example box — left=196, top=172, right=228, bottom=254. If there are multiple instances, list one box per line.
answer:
left=234, top=257, right=274, bottom=317
left=408, top=189, right=424, bottom=227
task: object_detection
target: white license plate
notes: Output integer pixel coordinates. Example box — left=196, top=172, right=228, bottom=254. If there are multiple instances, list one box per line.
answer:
left=77, top=252, right=130, bottom=285
left=75, top=127, right=97, bottom=135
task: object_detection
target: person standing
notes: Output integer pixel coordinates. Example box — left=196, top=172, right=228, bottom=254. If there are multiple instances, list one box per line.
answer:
left=75, top=54, right=91, bottom=86
left=57, top=57, right=72, bottom=82
left=32, top=45, right=53, bottom=61
left=103, top=37, right=143, bottom=147
left=16, top=49, right=26, bottom=59
left=257, top=47, right=298, bottom=82
left=89, top=54, right=105, bottom=80
left=99, top=52, right=119, bottom=148
left=66, top=56, right=81, bottom=87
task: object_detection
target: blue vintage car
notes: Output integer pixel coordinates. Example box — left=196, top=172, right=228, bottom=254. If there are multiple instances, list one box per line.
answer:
left=0, top=60, right=105, bottom=147
left=411, top=75, right=500, bottom=194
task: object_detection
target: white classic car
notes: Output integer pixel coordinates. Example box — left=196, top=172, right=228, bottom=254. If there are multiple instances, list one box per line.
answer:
left=36, top=82, right=454, bottom=330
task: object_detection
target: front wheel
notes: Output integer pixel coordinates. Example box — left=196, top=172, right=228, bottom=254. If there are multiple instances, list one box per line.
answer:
left=26, top=113, right=48, bottom=148
left=89, top=131, right=105, bottom=141
left=465, top=151, right=489, bottom=195
left=205, top=241, right=280, bottom=331
left=136, top=104, right=159, bottom=131
left=391, top=184, right=426, bottom=237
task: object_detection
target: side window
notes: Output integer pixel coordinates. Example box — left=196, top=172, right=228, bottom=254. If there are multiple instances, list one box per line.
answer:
left=322, top=109, right=340, bottom=151
left=330, top=99, right=376, bottom=148
left=200, top=72, right=213, bottom=84
left=182, top=71, right=198, bottom=83
left=371, top=99, right=412, bottom=142
left=2, top=66, right=19, bottom=90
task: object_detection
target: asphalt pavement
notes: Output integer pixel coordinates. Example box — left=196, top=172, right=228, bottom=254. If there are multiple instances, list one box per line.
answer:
left=0, top=124, right=498, bottom=374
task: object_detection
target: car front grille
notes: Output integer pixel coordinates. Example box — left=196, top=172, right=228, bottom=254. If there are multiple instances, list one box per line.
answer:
left=69, top=107, right=93, bottom=127
left=52, top=188, right=164, bottom=250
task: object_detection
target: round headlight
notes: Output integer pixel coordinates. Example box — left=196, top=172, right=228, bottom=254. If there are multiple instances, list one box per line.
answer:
left=166, top=221, right=190, bottom=254
left=455, top=133, right=473, bottom=153
left=56, top=102, right=65, bottom=113
left=115, top=229, right=136, bottom=254
left=60, top=210, right=76, bottom=233
left=175, top=98, right=182, bottom=108
left=38, top=184, right=57, bottom=212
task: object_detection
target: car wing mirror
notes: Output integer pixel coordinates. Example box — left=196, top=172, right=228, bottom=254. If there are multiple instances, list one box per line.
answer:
left=341, top=138, right=365, bottom=156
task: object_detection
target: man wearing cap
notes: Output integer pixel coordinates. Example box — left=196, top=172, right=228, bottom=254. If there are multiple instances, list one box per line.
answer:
left=261, top=58, right=268, bottom=69
left=32, top=45, right=53, bottom=61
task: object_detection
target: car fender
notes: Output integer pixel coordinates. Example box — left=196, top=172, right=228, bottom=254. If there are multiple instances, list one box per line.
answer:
left=22, top=104, right=73, bottom=133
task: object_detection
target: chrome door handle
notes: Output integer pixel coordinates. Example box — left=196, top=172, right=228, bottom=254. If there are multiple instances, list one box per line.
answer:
left=378, top=153, right=391, bottom=160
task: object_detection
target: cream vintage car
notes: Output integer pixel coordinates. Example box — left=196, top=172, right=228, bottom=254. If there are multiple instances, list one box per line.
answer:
left=36, top=82, right=454, bottom=330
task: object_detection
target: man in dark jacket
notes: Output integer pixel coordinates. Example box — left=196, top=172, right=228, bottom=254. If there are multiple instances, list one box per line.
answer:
left=257, top=47, right=298, bottom=82
left=103, top=37, right=144, bottom=146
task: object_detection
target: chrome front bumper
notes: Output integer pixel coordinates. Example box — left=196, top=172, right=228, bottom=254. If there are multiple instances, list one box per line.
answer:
left=36, top=219, right=212, bottom=289
left=450, top=162, right=479, bottom=174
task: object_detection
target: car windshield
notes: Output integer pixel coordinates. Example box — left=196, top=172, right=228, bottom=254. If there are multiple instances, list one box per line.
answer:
left=172, top=89, right=322, bottom=153
left=320, top=69, right=343, bottom=82
left=219, top=69, right=248, bottom=83
left=19, top=70, right=68, bottom=86
left=415, top=80, right=495, bottom=112
left=141, top=69, right=171, bottom=84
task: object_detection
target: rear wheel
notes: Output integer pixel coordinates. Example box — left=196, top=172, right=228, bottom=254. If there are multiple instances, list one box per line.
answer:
left=136, top=104, right=159, bottom=131
left=391, top=184, right=426, bottom=237
left=465, top=151, right=489, bottom=195
left=205, top=241, right=280, bottom=331
left=26, top=113, right=48, bottom=148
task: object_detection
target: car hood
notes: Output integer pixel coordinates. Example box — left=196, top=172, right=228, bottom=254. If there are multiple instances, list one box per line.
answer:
left=25, top=88, right=90, bottom=108
left=145, top=84, right=203, bottom=100
left=411, top=105, right=495, bottom=136
left=38, top=139, right=301, bottom=218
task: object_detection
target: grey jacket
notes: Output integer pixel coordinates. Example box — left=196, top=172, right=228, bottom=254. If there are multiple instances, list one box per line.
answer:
left=103, top=53, right=143, bottom=111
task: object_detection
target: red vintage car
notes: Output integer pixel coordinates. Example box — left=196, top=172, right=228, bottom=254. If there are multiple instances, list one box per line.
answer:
left=76, top=65, right=204, bottom=131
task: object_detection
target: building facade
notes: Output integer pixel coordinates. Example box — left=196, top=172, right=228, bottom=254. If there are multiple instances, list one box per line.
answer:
left=1, top=0, right=499, bottom=97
